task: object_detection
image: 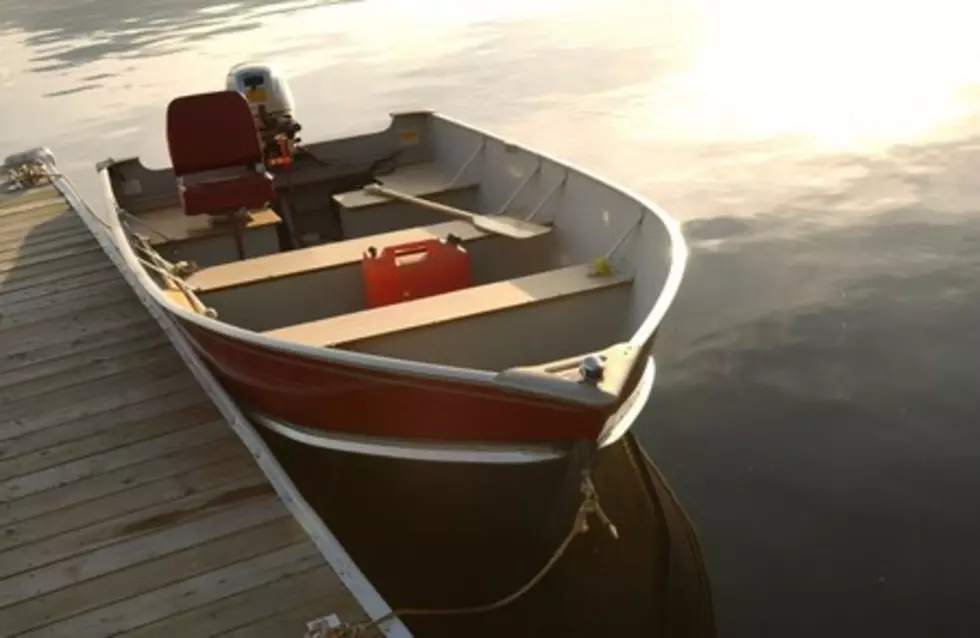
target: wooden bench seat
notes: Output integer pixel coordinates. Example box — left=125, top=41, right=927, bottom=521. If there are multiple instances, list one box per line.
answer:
left=140, top=205, right=283, bottom=267
left=263, top=264, right=632, bottom=348
left=139, top=206, right=281, bottom=247
left=187, top=220, right=487, bottom=292
left=333, top=162, right=477, bottom=210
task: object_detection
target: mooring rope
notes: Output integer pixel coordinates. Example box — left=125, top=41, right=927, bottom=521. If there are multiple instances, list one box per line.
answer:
left=305, top=470, right=618, bottom=638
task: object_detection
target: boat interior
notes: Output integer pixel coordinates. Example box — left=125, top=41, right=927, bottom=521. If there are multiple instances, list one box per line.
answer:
left=106, top=89, right=672, bottom=373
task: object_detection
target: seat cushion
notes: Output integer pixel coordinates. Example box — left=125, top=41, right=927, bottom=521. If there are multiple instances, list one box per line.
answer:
left=167, top=91, right=263, bottom=175
left=180, top=171, right=275, bottom=216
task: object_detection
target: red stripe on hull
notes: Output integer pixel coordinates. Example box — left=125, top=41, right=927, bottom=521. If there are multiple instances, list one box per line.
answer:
left=178, top=319, right=608, bottom=442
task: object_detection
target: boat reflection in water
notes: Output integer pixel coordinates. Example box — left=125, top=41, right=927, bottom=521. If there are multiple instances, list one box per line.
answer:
left=261, top=428, right=716, bottom=638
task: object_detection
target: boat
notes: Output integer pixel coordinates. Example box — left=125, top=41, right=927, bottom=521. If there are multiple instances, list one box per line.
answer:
left=98, top=62, right=688, bottom=465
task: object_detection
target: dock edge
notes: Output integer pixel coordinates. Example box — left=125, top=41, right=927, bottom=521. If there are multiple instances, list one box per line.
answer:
left=22, top=148, right=411, bottom=638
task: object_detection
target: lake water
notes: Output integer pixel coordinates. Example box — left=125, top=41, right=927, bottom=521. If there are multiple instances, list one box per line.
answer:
left=4, top=1, right=980, bottom=635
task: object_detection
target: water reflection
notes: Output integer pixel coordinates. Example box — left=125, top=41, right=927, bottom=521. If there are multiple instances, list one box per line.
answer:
left=646, top=134, right=980, bottom=636
left=2, top=0, right=341, bottom=71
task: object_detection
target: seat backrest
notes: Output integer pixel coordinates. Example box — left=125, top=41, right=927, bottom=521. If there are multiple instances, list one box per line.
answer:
left=166, top=91, right=262, bottom=176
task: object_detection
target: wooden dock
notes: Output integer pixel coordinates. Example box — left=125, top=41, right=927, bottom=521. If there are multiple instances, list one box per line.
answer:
left=0, top=177, right=402, bottom=636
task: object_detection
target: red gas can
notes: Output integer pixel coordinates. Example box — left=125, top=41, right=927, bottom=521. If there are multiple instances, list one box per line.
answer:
left=361, top=237, right=471, bottom=308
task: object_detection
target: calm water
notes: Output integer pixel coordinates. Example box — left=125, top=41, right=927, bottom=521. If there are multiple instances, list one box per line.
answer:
left=4, top=0, right=980, bottom=635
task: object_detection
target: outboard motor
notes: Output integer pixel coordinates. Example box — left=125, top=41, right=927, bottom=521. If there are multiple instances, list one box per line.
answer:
left=225, top=62, right=302, bottom=166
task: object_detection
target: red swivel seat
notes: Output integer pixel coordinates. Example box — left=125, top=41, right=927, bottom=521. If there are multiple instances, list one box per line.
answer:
left=166, top=90, right=275, bottom=217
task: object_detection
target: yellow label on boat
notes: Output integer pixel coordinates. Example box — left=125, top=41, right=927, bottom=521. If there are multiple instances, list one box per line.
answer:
left=246, top=87, right=267, bottom=103
left=398, top=129, right=419, bottom=145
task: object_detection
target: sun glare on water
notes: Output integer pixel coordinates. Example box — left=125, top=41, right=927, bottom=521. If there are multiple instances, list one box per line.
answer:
left=627, top=0, right=980, bottom=151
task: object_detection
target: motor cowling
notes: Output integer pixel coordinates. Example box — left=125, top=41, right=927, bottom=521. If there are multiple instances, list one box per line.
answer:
left=225, top=62, right=302, bottom=165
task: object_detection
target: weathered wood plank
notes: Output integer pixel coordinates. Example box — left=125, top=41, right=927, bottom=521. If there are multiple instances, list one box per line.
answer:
left=0, top=249, right=113, bottom=289
left=1, top=360, right=191, bottom=430
left=0, top=370, right=197, bottom=440
left=0, top=213, right=78, bottom=240
left=1, top=420, right=231, bottom=501
left=0, top=402, right=218, bottom=480
left=0, top=388, right=207, bottom=459
left=0, top=230, right=95, bottom=263
left=0, top=187, right=59, bottom=206
left=0, top=333, right=169, bottom=398
left=1, top=360, right=190, bottom=424
left=0, top=240, right=103, bottom=275
left=0, top=210, right=80, bottom=239
left=0, top=253, right=113, bottom=294
left=0, top=262, right=121, bottom=306
left=0, top=222, right=88, bottom=253
left=217, top=597, right=345, bottom=638
left=1, top=438, right=248, bottom=525
left=0, top=212, right=70, bottom=236
left=1, top=516, right=305, bottom=637
left=18, top=543, right=322, bottom=638
left=0, top=287, right=143, bottom=332
left=0, top=454, right=255, bottom=553
left=1, top=292, right=148, bottom=343
left=0, top=299, right=150, bottom=365
left=222, top=595, right=378, bottom=638
left=0, top=276, right=133, bottom=324
left=0, top=199, right=68, bottom=221
left=0, top=318, right=161, bottom=380
left=0, top=490, right=284, bottom=608
left=129, top=566, right=339, bottom=638
left=0, top=216, right=75, bottom=245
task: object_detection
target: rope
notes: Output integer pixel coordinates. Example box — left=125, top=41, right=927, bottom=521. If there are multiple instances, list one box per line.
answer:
left=133, top=254, right=215, bottom=317
left=135, top=255, right=193, bottom=289
left=5, top=162, right=55, bottom=189
left=131, top=237, right=197, bottom=278
left=295, top=145, right=402, bottom=178
left=121, top=208, right=179, bottom=243
left=306, top=471, right=618, bottom=638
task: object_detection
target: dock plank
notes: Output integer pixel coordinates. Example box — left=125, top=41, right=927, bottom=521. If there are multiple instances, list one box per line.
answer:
left=130, top=567, right=343, bottom=638
left=0, top=370, right=198, bottom=440
left=0, top=419, right=230, bottom=500
left=2, top=438, right=248, bottom=524
left=0, top=262, right=124, bottom=305
left=18, top=543, right=323, bottom=638
left=0, top=212, right=82, bottom=242
left=0, top=336, right=171, bottom=399
left=0, top=197, right=65, bottom=219
left=0, top=229, right=97, bottom=262
left=0, top=455, right=257, bottom=552
left=0, top=402, right=217, bottom=479
left=0, top=485, right=279, bottom=596
left=0, top=390, right=209, bottom=459
left=0, top=299, right=155, bottom=363
left=0, top=185, right=378, bottom=637
left=0, top=320, right=162, bottom=382
left=0, top=276, right=143, bottom=325
left=0, top=517, right=307, bottom=636
left=0, top=255, right=116, bottom=295
left=0, top=223, right=90, bottom=254
left=217, top=597, right=344, bottom=638
left=0, top=240, right=103, bottom=275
